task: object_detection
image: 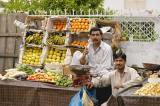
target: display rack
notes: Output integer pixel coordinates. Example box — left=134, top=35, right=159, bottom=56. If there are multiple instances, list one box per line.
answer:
left=19, top=16, right=95, bottom=67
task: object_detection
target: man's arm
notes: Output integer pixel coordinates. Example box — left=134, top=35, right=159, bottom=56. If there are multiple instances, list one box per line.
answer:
left=122, top=68, right=142, bottom=88
left=92, top=73, right=111, bottom=88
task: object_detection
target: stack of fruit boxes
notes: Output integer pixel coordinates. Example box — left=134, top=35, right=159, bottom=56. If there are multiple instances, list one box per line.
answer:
left=19, top=16, right=94, bottom=67
left=19, top=16, right=47, bottom=66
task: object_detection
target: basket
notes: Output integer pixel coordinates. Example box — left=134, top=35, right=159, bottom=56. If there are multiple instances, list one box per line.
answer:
left=69, top=65, right=92, bottom=75
left=143, top=63, right=160, bottom=71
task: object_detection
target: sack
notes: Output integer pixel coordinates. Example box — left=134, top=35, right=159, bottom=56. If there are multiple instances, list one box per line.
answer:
left=69, top=86, right=97, bottom=106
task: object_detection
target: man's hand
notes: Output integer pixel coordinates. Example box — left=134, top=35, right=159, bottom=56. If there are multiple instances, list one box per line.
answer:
left=85, top=82, right=94, bottom=89
left=83, top=47, right=88, bottom=56
left=80, top=47, right=88, bottom=65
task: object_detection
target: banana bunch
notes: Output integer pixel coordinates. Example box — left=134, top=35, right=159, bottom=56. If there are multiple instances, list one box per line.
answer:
left=47, top=35, right=65, bottom=45
left=26, top=33, right=43, bottom=45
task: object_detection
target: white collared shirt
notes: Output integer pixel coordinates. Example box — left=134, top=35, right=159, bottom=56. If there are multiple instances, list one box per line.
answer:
left=86, top=41, right=113, bottom=76
left=92, top=66, right=142, bottom=95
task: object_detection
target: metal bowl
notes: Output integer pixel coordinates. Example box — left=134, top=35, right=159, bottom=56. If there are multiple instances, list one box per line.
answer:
left=69, top=65, right=92, bottom=75
left=143, top=63, right=160, bottom=71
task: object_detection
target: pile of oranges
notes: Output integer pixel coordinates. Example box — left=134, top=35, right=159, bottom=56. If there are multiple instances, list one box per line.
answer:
left=70, top=18, right=90, bottom=32
left=53, top=21, right=66, bottom=31
left=71, top=40, right=88, bottom=47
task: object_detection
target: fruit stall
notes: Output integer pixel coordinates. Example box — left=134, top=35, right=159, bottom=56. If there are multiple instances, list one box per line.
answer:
left=1, top=15, right=160, bottom=106
left=0, top=15, right=122, bottom=106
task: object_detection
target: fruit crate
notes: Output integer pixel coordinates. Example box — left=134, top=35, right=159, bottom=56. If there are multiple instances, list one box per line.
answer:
left=46, top=16, right=70, bottom=32
left=44, top=47, right=67, bottom=65
left=19, top=46, right=43, bottom=66
left=24, top=31, right=45, bottom=47
left=67, top=32, right=89, bottom=49
left=45, top=32, right=68, bottom=47
left=69, top=18, right=95, bottom=33
left=25, top=16, right=47, bottom=30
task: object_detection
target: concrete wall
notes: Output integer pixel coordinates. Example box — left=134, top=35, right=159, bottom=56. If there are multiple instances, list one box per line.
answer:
left=104, top=0, right=124, bottom=10
left=121, top=41, right=160, bottom=67
left=104, top=0, right=160, bottom=12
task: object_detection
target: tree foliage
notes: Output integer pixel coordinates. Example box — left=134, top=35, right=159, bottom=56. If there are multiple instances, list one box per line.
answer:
left=4, top=0, right=106, bottom=14
left=0, top=1, right=6, bottom=8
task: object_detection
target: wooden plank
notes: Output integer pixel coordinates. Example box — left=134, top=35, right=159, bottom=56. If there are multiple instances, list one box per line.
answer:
left=16, top=13, right=27, bottom=33
left=0, top=37, right=5, bottom=55
left=0, top=14, right=7, bottom=33
left=0, top=55, right=18, bottom=58
left=5, top=37, right=16, bottom=55
left=0, top=33, right=22, bottom=37
left=0, top=58, right=4, bottom=70
left=7, top=13, right=17, bottom=33
left=4, top=58, right=14, bottom=69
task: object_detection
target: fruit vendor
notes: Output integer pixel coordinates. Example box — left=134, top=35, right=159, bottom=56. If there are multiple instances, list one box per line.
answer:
left=79, top=27, right=113, bottom=105
left=86, top=51, right=142, bottom=106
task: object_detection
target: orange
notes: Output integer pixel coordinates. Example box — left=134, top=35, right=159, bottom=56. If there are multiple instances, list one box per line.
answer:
left=85, top=25, right=89, bottom=29
left=72, top=19, right=76, bottom=23
left=80, top=28, right=83, bottom=31
left=73, top=29, right=76, bottom=32
left=85, top=19, right=89, bottom=23
left=74, top=22, right=77, bottom=25
left=75, top=25, right=78, bottom=29
left=76, top=29, right=80, bottom=32
left=81, top=25, right=85, bottom=29
left=78, top=25, right=81, bottom=29
left=84, top=22, right=88, bottom=25
left=72, top=25, right=75, bottom=29
left=82, top=19, right=86, bottom=23
left=76, top=19, right=79, bottom=22
left=71, top=23, right=74, bottom=26
left=81, top=23, right=84, bottom=25
left=79, top=19, right=82, bottom=23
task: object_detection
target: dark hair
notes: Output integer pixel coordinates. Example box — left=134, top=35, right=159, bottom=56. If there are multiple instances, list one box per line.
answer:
left=89, top=27, right=103, bottom=35
left=113, top=49, right=126, bottom=61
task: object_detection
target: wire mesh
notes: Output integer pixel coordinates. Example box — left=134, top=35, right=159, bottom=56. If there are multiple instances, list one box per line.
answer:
left=114, top=17, right=160, bottom=42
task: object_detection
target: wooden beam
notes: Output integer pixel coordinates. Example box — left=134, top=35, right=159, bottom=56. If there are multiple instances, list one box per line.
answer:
left=0, top=33, right=22, bottom=37
left=0, top=55, right=18, bottom=58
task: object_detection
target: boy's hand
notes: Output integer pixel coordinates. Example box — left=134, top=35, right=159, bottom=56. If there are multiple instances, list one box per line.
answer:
left=85, top=82, right=94, bottom=89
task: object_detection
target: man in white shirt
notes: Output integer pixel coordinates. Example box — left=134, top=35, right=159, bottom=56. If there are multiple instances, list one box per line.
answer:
left=86, top=52, right=142, bottom=106
left=80, top=27, right=113, bottom=76
left=80, top=27, right=113, bottom=105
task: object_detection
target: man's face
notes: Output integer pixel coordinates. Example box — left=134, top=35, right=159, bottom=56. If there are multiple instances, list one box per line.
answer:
left=90, top=31, right=102, bottom=44
left=114, top=57, right=126, bottom=71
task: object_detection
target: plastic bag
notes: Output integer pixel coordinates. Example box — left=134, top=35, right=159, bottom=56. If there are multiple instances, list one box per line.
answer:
left=82, top=89, right=94, bottom=106
left=64, top=49, right=72, bottom=65
left=69, top=86, right=97, bottom=106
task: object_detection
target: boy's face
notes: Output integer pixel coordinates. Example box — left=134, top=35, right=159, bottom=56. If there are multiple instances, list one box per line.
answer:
left=114, top=57, right=126, bottom=71
left=89, top=31, right=102, bottom=44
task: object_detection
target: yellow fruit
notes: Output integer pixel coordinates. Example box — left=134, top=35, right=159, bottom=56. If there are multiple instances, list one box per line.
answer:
left=51, top=59, right=56, bottom=62
left=62, top=54, right=66, bottom=57
left=57, top=53, right=61, bottom=56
